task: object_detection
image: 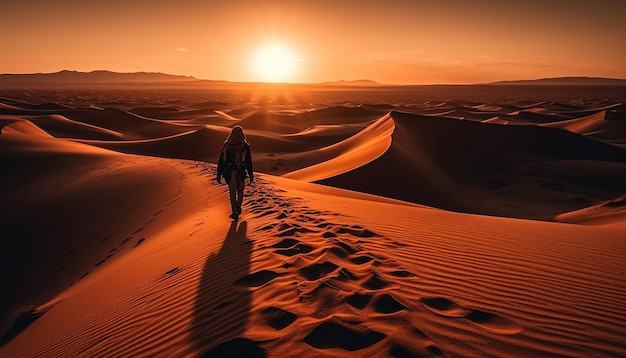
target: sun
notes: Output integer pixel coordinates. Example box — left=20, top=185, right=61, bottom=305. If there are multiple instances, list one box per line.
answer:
left=254, top=44, right=297, bottom=83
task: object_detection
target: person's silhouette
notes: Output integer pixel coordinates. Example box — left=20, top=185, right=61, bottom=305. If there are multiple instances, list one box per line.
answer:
left=216, top=126, right=254, bottom=220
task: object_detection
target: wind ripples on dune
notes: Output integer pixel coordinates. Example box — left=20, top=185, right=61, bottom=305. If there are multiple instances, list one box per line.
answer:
left=1, top=86, right=625, bottom=357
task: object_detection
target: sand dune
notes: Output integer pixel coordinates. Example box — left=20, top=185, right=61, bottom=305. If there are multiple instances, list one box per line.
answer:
left=481, top=116, right=514, bottom=125
left=236, top=111, right=308, bottom=134
left=1, top=153, right=624, bottom=357
left=0, top=118, right=53, bottom=138
left=29, top=114, right=125, bottom=140
left=2, top=103, right=190, bottom=140
left=557, top=194, right=626, bottom=227
left=284, top=113, right=394, bottom=182
left=542, top=110, right=610, bottom=134
left=75, top=127, right=228, bottom=163
left=61, top=104, right=382, bottom=174
left=318, top=111, right=626, bottom=219
left=541, top=110, right=626, bottom=147
left=235, top=106, right=383, bottom=134
left=1, top=86, right=625, bottom=357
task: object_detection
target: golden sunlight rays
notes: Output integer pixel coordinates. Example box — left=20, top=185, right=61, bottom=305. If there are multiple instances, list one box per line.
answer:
left=253, top=44, right=300, bottom=83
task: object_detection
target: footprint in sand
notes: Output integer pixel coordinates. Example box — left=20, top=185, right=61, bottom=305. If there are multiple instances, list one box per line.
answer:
left=371, top=293, right=407, bottom=314
left=246, top=187, right=451, bottom=351
left=254, top=209, right=279, bottom=218
left=270, top=238, right=313, bottom=257
left=335, top=225, right=379, bottom=238
left=276, top=223, right=316, bottom=237
left=420, top=297, right=522, bottom=335
left=133, top=237, right=145, bottom=247
left=362, top=273, right=391, bottom=290
left=234, top=270, right=279, bottom=288
left=258, top=223, right=276, bottom=231
left=347, top=293, right=373, bottom=310
left=299, top=261, right=339, bottom=281
left=420, top=297, right=470, bottom=318
left=165, top=267, right=181, bottom=275
left=346, top=292, right=406, bottom=314
left=260, top=307, right=297, bottom=330
left=388, top=268, right=415, bottom=278
left=464, top=309, right=523, bottom=335
left=304, top=319, right=386, bottom=351
left=327, top=241, right=358, bottom=258
left=350, top=255, right=374, bottom=265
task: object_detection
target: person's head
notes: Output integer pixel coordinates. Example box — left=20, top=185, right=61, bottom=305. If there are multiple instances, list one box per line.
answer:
left=227, top=125, right=246, bottom=144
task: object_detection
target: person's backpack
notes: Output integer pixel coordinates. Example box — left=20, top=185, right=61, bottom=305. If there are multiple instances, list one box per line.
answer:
left=223, top=145, right=247, bottom=169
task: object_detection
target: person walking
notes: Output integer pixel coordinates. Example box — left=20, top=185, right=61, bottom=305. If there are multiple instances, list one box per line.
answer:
left=216, top=126, right=254, bottom=220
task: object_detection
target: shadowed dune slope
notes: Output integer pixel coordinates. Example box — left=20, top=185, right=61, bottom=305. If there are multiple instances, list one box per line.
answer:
left=0, top=104, right=191, bottom=140
left=283, top=113, right=394, bottom=182
left=0, top=118, right=54, bottom=138
left=557, top=194, right=626, bottom=227
left=318, top=111, right=626, bottom=219
left=541, top=110, right=626, bottom=147
left=67, top=109, right=382, bottom=169
left=1, top=88, right=626, bottom=357
left=2, top=93, right=625, bottom=220
left=74, top=125, right=359, bottom=166
left=235, top=110, right=306, bottom=134
left=76, top=126, right=230, bottom=163
left=233, top=106, right=383, bottom=134
left=29, top=114, right=125, bottom=140
left=0, top=154, right=625, bottom=357
left=0, top=130, right=183, bottom=336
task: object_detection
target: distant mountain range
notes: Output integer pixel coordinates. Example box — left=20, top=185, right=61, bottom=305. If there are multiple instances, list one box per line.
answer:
left=0, top=70, right=624, bottom=86
left=487, top=77, right=626, bottom=86
left=314, top=79, right=382, bottom=87
left=0, top=70, right=382, bottom=87
left=0, top=70, right=198, bottom=84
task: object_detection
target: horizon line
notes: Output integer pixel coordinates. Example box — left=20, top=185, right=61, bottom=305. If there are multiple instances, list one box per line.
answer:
left=2, top=69, right=626, bottom=87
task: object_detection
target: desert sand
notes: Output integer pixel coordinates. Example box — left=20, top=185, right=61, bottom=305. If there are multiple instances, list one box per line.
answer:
left=1, top=84, right=625, bottom=357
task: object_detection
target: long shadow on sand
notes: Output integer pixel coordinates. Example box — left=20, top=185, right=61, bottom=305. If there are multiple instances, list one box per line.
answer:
left=191, top=220, right=266, bottom=357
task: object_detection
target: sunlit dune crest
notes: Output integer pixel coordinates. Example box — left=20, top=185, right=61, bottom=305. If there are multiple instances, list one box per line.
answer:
left=1, top=85, right=625, bottom=357
left=0, top=118, right=53, bottom=138
left=557, top=194, right=626, bottom=227
left=283, top=113, right=394, bottom=182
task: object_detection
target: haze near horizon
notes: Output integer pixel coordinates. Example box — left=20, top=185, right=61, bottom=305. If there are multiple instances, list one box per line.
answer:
left=2, top=0, right=625, bottom=84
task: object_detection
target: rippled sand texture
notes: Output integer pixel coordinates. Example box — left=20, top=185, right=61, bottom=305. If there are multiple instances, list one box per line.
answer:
left=1, top=85, right=625, bottom=357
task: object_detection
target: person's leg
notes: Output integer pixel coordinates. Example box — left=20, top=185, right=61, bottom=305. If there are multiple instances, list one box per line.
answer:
left=236, top=178, right=244, bottom=214
left=228, top=172, right=239, bottom=218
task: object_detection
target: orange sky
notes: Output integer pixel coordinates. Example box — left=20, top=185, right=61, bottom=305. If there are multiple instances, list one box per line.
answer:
left=2, top=0, right=625, bottom=84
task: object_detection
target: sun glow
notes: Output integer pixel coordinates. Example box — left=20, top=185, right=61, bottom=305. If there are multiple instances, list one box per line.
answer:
left=254, top=44, right=298, bottom=83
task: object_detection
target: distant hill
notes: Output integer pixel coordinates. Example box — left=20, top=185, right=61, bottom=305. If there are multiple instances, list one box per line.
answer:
left=488, top=77, right=626, bottom=86
left=0, top=70, right=384, bottom=87
left=314, top=79, right=382, bottom=87
left=0, top=70, right=198, bottom=85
